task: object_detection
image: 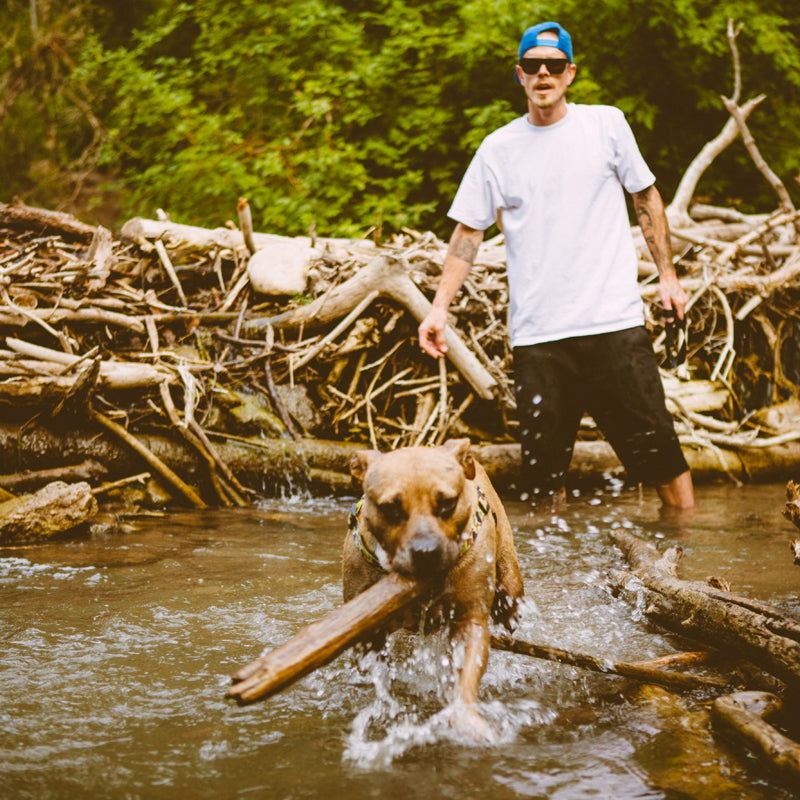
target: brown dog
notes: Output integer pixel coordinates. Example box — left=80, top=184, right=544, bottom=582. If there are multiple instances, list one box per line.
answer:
left=343, top=438, right=524, bottom=738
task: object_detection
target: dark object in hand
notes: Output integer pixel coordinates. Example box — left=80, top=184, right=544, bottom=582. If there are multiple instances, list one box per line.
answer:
left=661, top=308, right=687, bottom=368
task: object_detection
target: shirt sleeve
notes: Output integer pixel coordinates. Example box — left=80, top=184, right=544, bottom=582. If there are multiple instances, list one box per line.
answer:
left=611, top=108, right=656, bottom=194
left=446, top=144, right=502, bottom=230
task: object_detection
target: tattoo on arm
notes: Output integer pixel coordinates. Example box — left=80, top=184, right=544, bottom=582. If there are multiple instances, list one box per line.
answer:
left=452, top=236, right=479, bottom=264
left=634, top=186, right=670, bottom=274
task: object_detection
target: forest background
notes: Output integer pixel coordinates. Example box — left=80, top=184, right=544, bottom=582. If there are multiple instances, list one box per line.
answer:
left=1, top=0, right=800, bottom=240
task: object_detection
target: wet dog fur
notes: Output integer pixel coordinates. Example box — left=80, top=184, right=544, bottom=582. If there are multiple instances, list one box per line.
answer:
left=343, top=438, right=524, bottom=739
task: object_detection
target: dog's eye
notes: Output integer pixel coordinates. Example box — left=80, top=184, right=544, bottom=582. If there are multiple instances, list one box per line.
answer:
left=378, top=498, right=406, bottom=525
left=436, top=495, right=458, bottom=519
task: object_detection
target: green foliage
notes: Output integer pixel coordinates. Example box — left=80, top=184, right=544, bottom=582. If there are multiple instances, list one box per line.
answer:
left=2, top=0, right=800, bottom=235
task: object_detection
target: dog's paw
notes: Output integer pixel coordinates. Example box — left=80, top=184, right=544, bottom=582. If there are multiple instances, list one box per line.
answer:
left=491, top=589, right=520, bottom=631
left=444, top=704, right=498, bottom=745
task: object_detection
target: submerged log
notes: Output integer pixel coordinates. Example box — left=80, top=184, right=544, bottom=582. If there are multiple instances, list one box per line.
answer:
left=227, top=572, right=435, bottom=704
left=609, top=530, right=800, bottom=687
left=712, top=691, right=800, bottom=780
left=0, top=480, right=97, bottom=544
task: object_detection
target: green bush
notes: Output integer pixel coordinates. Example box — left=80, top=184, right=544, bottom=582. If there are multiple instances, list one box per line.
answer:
left=2, top=0, right=799, bottom=236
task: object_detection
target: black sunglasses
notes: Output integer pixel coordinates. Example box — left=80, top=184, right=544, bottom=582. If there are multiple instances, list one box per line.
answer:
left=519, top=57, right=570, bottom=76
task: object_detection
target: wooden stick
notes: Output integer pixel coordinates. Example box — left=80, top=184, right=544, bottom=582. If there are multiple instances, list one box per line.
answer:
left=0, top=459, right=107, bottom=490
left=237, top=198, right=257, bottom=256
left=243, top=254, right=498, bottom=400
left=722, top=20, right=795, bottom=216
left=92, top=472, right=151, bottom=495
left=667, top=95, right=764, bottom=227
left=154, top=239, right=188, bottom=306
left=227, top=572, right=435, bottom=705
left=290, top=290, right=379, bottom=371
left=489, top=634, right=729, bottom=691
left=158, top=381, right=236, bottom=507
left=628, top=650, right=716, bottom=669
left=89, top=406, right=207, bottom=508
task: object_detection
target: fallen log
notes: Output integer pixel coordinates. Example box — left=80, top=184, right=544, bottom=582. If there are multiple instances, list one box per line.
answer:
left=490, top=634, right=729, bottom=691
left=120, top=215, right=367, bottom=260
left=0, top=372, right=98, bottom=407
left=0, top=199, right=98, bottom=240
left=5, top=338, right=172, bottom=389
left=0, top=480, right=97, bottom=544
left=1, top=420, right=800, bottom=502
left=609, top=530, right=800, bottom=687
left=227, top=572, right=435, bottom=704
left=0, top=459, right=107, bottom=492
left=711, top=691, right=800, bottom=781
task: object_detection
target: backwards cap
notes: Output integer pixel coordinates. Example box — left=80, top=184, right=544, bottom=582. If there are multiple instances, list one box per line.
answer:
left=517, top=22, right=573, bottom=61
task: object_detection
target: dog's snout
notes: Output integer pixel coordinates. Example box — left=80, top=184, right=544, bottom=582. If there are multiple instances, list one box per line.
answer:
left=392, top=524, right=454, bottom=577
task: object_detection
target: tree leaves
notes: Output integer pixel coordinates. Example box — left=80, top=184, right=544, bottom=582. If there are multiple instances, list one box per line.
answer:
left=1, top=0, right=799, bottom=235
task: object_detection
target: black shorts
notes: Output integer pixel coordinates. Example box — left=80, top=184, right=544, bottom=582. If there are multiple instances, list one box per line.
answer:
left=513, top=326, right=689, bottom=498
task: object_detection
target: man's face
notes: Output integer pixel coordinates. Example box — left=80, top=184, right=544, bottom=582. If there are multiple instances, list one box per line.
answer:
left=515, top=45, right=576, bottom=112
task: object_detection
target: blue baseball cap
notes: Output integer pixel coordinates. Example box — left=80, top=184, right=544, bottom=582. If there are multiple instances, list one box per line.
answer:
left=518, top=22, right=573, bottom=61
left=514, top=22, right=573, bottom=85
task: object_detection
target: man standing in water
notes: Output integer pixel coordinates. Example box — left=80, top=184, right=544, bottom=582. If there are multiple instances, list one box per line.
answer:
left=418, top=22, right=694, bottom=510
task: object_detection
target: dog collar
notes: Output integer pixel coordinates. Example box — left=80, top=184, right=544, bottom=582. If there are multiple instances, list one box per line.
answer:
left=348, top=497, right=393, bottom=571
left=349, top=486, right=493, bottom=573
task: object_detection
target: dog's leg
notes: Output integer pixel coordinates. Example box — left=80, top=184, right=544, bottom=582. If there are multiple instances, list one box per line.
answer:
left=453, top=619, right=489, bottom=704
left=448, top=618, right=496, bottom=742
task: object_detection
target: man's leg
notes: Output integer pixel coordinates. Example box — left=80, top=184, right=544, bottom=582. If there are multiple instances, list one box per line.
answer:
left=582, top=328, right=694, bottom=510
left=513, top=341, right=583, bottom=506
left=656, top=469, right=694, bottom=508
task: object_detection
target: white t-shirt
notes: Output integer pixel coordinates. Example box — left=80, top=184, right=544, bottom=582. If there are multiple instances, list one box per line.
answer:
left=448, top=103, right=655, bottom=347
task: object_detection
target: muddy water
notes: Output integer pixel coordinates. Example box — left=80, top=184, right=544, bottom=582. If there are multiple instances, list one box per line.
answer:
left=1, top=483, right=799, bottom=799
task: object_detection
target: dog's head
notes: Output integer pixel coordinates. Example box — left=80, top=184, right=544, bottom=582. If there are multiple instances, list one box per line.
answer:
left=350, top=439, right=477, bottom=578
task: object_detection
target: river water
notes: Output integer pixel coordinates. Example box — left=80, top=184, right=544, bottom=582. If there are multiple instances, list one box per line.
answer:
left=1, top=481, right=799, bottom=799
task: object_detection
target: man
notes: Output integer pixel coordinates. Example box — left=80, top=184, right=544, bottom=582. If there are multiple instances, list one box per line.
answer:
left=418, top=21, right=694, bottom=509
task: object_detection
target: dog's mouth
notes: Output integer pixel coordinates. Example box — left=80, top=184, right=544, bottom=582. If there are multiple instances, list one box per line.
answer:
left=391, top=531, right=460, bottom=578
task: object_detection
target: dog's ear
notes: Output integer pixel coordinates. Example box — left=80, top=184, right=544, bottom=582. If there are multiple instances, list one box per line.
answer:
left=350, top=450, right=381, bottom=485
left=442, top=438, right=476, bottom=480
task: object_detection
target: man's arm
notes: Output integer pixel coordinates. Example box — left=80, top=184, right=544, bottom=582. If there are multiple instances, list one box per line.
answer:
left=631, top=184, right=687, bottom=319
left=418, top=222, right=485, bottom=358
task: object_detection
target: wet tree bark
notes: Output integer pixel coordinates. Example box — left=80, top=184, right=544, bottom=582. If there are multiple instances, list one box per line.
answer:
left=0, top=480, right=97, bottom=543
left=610, top=529, right=800, bottom=781
left=609, top=530, right=800, bottom=687
left=711, top=691, right=800, bottom=780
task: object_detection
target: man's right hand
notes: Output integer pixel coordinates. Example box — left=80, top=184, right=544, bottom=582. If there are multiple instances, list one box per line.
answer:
left=418, top=307, right=449, bottom=358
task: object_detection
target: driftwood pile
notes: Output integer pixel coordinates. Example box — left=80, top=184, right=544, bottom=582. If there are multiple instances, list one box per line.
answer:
left=1, top=181, right=800, bottom=512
